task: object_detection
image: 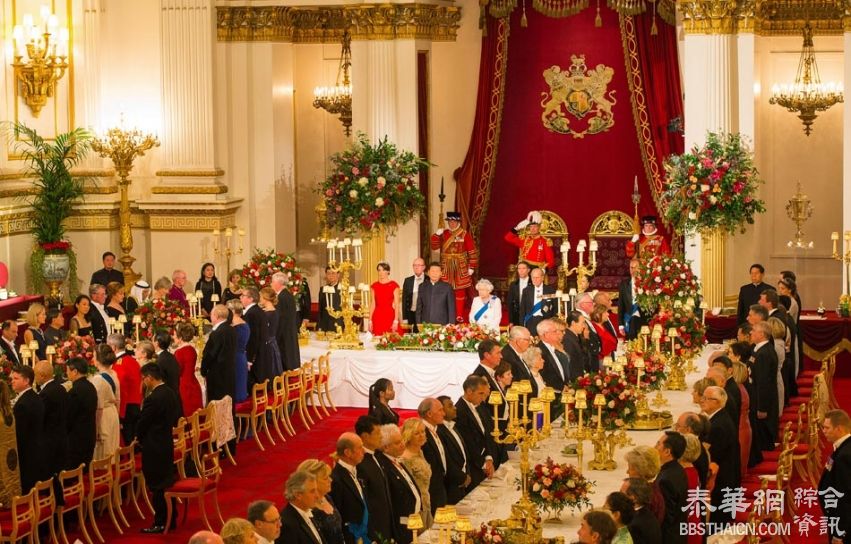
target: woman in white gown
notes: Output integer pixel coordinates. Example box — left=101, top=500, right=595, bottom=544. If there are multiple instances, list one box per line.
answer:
left=468, top=279, right=502, bottom=331
left=91, top=343, right=121, bottom=460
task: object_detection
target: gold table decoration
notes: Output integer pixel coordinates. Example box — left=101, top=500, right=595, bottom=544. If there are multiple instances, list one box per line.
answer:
left=831, top=231, right=851, bottom=297
left=212, top=227, right=245, bottom=274
left=586, top=393, right=633, bottom=471
left=406, top=512, right=424, bottom=544
left=559, top=239, right=598, bottom=294
left=324, top=237, right=367, bottom=350
left=664, top=327, right=688, bottom=391
left=628, top=356, right=673, bottom=431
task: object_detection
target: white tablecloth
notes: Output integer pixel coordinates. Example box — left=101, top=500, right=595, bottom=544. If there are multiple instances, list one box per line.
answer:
left=301, top=336, right=480, bottom=409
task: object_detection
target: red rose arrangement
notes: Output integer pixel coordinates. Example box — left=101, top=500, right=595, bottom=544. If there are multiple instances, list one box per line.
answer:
left=53, top=335, right=97, bottom=379
left=240, top=248, right=306, bottom=298
left=634, top=253, right=701, bottom=314
left=648, top=307, right=706, bottom=359
left=375, top=323, right=507, bottom=352
left=40, top=240, right=71, bottom=253
left=0, top=355, right=13, bottom=385
left=136, top=298, right=190, bottom=339
left=623, top=342, right=667, bottom=390
left=567, top=371, right=637, bottom=430
left=468, top=523, right=506, bottom=544
left=527, top=457, right=594, bottom=516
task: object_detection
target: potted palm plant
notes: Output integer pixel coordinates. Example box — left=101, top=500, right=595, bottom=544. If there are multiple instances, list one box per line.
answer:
left=9, top=123, right=93, bottom=301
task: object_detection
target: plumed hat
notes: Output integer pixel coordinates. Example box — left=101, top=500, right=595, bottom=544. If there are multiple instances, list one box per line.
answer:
left=527, top=211, right=542, bottom=225
left=446, top=211, right=462, bottom=221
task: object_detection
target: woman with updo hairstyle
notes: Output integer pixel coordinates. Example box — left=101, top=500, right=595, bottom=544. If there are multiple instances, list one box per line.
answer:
left=604, top=492, right=635, bottom=544
left=195, top=262, right=222, bottom=317
left=223, top=269, right=243, bottom=304
left=691, top=377, right=712, bottom=406
left=297, top=459, right=344, bottom=544
left=368, top=378, right=399, bottom=425
left=221, top=518, right=257, bottom=544
left=469, top=278, right=502, bottom=331
left=227, top=298, right=250, bottom=403
left=731, top=361, right=752, bottom=477
left=22, top=302, right=47, bottom=361
left=174, top=322, right=202, bottom=417
left=151, top=277, right=172, bottom=301
left=257, top=287, right=284, bottom=377
left=623, top=445, right=664, bottom=526
left=369, top=261, right=401, bottom=336
left=91, top=343, right=120, bottom=459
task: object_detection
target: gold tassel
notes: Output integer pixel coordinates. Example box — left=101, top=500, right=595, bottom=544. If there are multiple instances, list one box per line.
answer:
left=521, top=0, right=528, bottom=27
left=650, top=0, right=658, bottom=34
left=595, top=0, right=602, bottom=26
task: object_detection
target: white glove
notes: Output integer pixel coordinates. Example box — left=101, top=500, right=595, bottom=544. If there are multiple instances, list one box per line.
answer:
left=435, top=228, right=445, bottom=236
left=468, top=268, right=474, bottom=276
left=631, top=234, right=639, bottom=242
left=515, top=219, right=530, bottom=230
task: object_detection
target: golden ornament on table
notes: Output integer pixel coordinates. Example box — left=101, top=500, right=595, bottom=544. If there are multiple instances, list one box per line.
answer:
left=324, top=238, right=367, bottom=350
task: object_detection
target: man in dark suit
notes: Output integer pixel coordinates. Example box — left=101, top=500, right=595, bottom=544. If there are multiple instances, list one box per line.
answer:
left=416, top=262, right=456, bottom=325
left=674, top=412, right=710, bottom=488
left=89, top=251, right=124, bottom=288
left=330, top=432, right=368, bottom=544
left=819, top=409, right=851, bottom=544
left=655, top=431, right=688, bottom=544
left=473, top=339, right=501, bottom=393
left=519, top=267, right=555, bottom=337
left=296, top=277, right=312, bottom=327
left=241, top=287, right=265, bottom=381
left=622, top=477, right=662, bottom=543
left=506, top=261, right=532, bottom=327
left=154, top=330, right=181, bottom=406
left=562, top=311, right=590, bottom=378
left=65, top=357, right=98, bottom=470
left=700, top=386, right=741, bottom=522
left=437, top=396, right=472, bottom=504
left=710, top=356, right=741, bottom=433
left=87, top=283, right=109, bottom=344
left=0, top=320, right=19, bottom=365
left=736, top=263, right=770, bottom=324
left=378, top=424, right=423, bottom=544
left=749, top=322, right=779, bottom=463
left=200, top=305, right=236, bottom=404
left=355, top=416, right=396, bottom=543
left=760, top=287, right=797, bottom=400
left=248, top=500, right=282, bottom=544
left=417, top=398, right=450, bottom=512
left=271, top=272, right=301, bottom=371
left=402, top=258, right=426, bottom=332
left=576, top=293, right=601, bottom=371
left=279, top=471, right=324, bottom=544
left=137, top=363, right=182, bottom=534
left=35, top=361, right=68, bottom=479
left=11, top=366, right=46, bottom=493
left=454, top=375, right=496, bottom=490
left=501, top=326, right=532, bottom=381
left=317, top=266, right=343, bottom=333
left=618, top=258, right=644, bottom=340
left=537, top=320, right=569, bottom=416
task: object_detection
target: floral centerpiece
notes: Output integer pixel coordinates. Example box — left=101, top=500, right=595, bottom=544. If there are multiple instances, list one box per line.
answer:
left=839, top=294, right=851, bottom=318
left=663, top=131, right=766, bottom=235
left=566, top=372, right=638, bottom=430
left=647, top=307, right=706, bottom=358
left=527, top=458, right=594, bottom=518
left=53, top=335, right=97, bottom=379
left=136, top=298, right=190, bottom=339
left=634, top=253, right=701, bottom=314
left=466, top=523, right=506, bottom=544
left=0, top=355, right=13, bottom=386
left=375, top=323, right=507, bottom=352
left=318, top=133, right=428, bottom=236
left=240, top=248, right=306, bottom=298
left=622, top=342, right=667, bottom=390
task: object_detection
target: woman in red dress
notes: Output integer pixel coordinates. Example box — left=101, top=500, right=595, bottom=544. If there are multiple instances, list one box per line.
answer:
left=369, top=262, right=401, bottom=336
left=591, top=304, right=618, bottom=364
left=174, top=322, right=203, bottom=417
left=681, top=434, right=704, bottom=544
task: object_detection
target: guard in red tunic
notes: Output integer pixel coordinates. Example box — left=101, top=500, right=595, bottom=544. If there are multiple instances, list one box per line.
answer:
left=431, top=211, right=478, bottom=321
left=625, top=215, right=671, bottom=259
left=504, top=211, right=555, bottom=271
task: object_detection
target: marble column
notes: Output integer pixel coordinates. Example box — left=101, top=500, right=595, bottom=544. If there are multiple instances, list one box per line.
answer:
left=843, top=28, right=851, bottom=295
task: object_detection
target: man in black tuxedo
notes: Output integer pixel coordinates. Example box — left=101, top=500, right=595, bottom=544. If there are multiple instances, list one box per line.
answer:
left=0, top=320, right=19, bottom=365
left=154, top=330, right=181, bottom=406
left=576, top=293, right=601, bottom=372
left=317, top=266, right=343, bottom=333
left=35, top=361, right=68, bottom=479
left=378, top=424, right=423, bottom=544
left=736, top=263, right=770, bottom=324
left=501, top=326, right=532, bottom=381
left=537, top=320, right=569, bottom=404
left=654, top=431, right=688, bottom=544
left=506, top=261, right=532, bottom=327
left=201, top=305, right=237, bottom=404
left=621, top=477, right=662, bottom=543
left=473, top=339, right=501, bottom=393
left=417, top=398, right=455, bottom=511
left=137, top=363, right=182, bottom=534
left=674, top=412, right=710, bottom=488
left=436, top=396, right=472, bottom=504
left=241, top=287, right=265, bottom=382
left=562, top=311, right=590, bottom=378
left=748, top=321, right=779, bottom=463
left=279, top=471, right=324, bottom=544
left=65, top=357, right=98, bottom=470
left=402, top=258, right=426, bottom=332
left=760, top=288, right=797, bottom=400
left=710, top=357, right=741, bottom=433
left=87, top=283, right=109, bottom=344
left=700, top=386, right=740, bottom=522
left=90, top=251, right=124, bottom=288
left=416, top=263, right=456, bottom=326
left=330, top=432, right=368, bottom=544
left=819, top=409, right=851, bottom=543
left=355, top=415, right=396, bottom=543
left=296, top=277, right=312, bottom=327
left=618, top=258, right=644, bottom=340
left=11, top=366, right=46, bottom=493
left=519, top=267, right=555, bottom=337
left=454, top=375, right=497, bottom=490
left=271, top=272, right=301, bottom=371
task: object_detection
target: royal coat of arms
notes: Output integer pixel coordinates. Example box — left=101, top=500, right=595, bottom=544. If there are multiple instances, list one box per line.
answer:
left=540, top=54, right=617, bottom=138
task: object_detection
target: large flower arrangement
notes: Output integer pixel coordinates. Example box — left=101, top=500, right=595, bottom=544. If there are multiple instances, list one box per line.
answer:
left=318, top=134, right=428, bottom=236
left=527, top=458, right=594, bottom=517
left=663, top=131, right=766, bottom=235
left=375, top=323, right=507, bottom=352
left=53, top=335, right=97, bottom=379
left=566, top=372, right=638, bottom=430
left=136, top=299, right=190, bottom=339
left=240, top=248, right=306, bottom=297
left=467, top=524, right=506, bottom=544
left=648, top=307, right=706, bottom=358
left=634, top=254, right=701, bottom=314
left=623, top=342, right=667, bottom=390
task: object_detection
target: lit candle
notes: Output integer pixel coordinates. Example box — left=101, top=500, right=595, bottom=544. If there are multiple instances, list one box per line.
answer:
left=45, top=345, right=55, bottom=365
left=211, top=294, right=219, bottom=303
left=488, top=391, right=502, bottom=436
left=132, top=314, right=142, bottom=342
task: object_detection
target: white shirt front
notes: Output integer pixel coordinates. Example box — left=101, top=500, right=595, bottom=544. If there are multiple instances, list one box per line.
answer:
left=518, top=277, right=529, bottom=292
left=336, top=459, right=364, bottom=499
left=411, top=274, right=424, bottom=311
left=383, top=452, right=422, bottom=517
left=292, top=504, right=323, bottom=544
left=422, top=420, right=447, bottom=470
left=441, top=421, right=467, bottom=471
left=543, top=341, right=564, bottom=381
left=93, top=301, right=110, bottom=324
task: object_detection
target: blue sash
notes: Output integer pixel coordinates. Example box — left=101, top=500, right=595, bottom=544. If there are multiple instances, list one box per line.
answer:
left=523, top=299, right=546, bottom=326
left=624, top=303, right=640, bottom=334
left=100, top=372, right=116, bottom=395
left=346, top=503, right=370, bottom=544
left=474, top=299, right=491, bottom=322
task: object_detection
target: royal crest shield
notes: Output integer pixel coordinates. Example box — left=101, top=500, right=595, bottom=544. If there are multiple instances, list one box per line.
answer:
left=540, top=54, right=617, bottom=138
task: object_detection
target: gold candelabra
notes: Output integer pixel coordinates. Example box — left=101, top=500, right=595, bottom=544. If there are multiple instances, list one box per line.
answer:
left=559, top=239, right=598, bottom=294
left=92, top=121, right=160, bottom=292
left=584, top=393, right=633, bottom=471
left=212, top=227, right=245, bottom=274
left=11, top=7, right=69, bottom=117
left=325, top=237, right=368, bottom=349
left=831, top=231, right=851, bottom=296
left=661, top=326, right=687, bottom=391
left=786, top=182, right=814, bottom=249
left=188, top=291, right=216, bottom=351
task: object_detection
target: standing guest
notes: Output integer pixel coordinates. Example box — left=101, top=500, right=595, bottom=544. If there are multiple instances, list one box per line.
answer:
left=174, top=322, right=203, bottom=417
left=201, top=305, right=237, bottom=404
left=240, top=287, right=264, bottom=381
left=44, top=308, right=67, bottom=346
left=136, top=363, right=181, bottom=534
left=23, top=302, right=47, bottom=360
left=105, top=282, right=130, bottom=335
left=618, top=259, right=643, bottom=340
left=679, top=435, right=703, bottom=544
left=270, top=272, right=301, bottom=372
left=416, top=262, right=456, bottom=326
left=538, top=319, right=569, bottom=402
left=731, top=362, right=752, bottom=478
left=154, top=330, right=181, bottom=406
left=417, top=398, right=449, bottom=512
left=296, top=276, right=312, bottom=328
left=691, top=378, right=712, bottom=407
left=88, top=284, right=110, bottom=344
left=761, top=289, right=796, bottom=401
left=778, top=277, right=799, bottom=321
left=259, top=287, right=284, bottom=377
left=736, top=264, right=770, bottom=324
left=710, top=357, right=741, bottom=432
left=604, top=492, right=635, bottom=544
left=402, top=258, right=427, bottom=332
left=818, top=409, right=851, bottom=543
left=624, top=446, right=665, bottom=526
left=195, top=263, right=222, bottom=317
left=247, top=500, right=282, bottom=544
left=654, top=431, right=688, bottom=544
left=576, top=293, right=602, bottom=371
left=222, top=270, right=243, bottom=304
left=330, top=432, right=368, bottom=544
left=168, top=269, right=190, bottom=311
left=506, top=261, right=532, bottom=328
left=473, top=338, right=502, bottom=393
left=749, top=321, right=779, bottom=464
left=576, top=510, right=618, bottom=544
left=400, top=418, right=433, bottom=528
left=370, top=262, right=401, bottom=336
left=11, top=365, right=46, bottom=493
left=469, top=279, right=502, bottom=331
left=502, top=326, right=532, bottom=380
left=355, top=415, right=396, bottom=543
left=493, top=362, right=513, bottom=442
left=110, top=333, right=142, bottom=446
left=318, top=266, right=343, bottom=333
left=455, top=375, right=496, bottom=490
left=432, top=211, right=479, bottom=318
left=90, top=251, right=124, bottom=288
left=135, top=340, right=156, bottom=365
left=368, top=378, right=399, bottom=425
left=91, top=344, right=121, bottom=459
left=563, top=311, right=591, bottom=378
left=591, top=303, right=617, bottom=366
left=69, top=295, right=93, bottom=337
left=190, top=531, right=225, bottom=544
left=621, top=478, right=662, bottom=543
left=519, top=267, right=556, bottom=336
left=378, top=424, right=423, bottom=544
left=673, top=412, right=710, bottom=489
left=128, top=280, right=150, bottom=313
left=226, top=299, right=251, bottom=404
left=65, top=357, right=98, bottom=470
left=593, top=291, right=619, bottom=339
left=520, top=346, right=545, bottom=400
left=34, top=360, right=68, bottom=479
left=438, top=396, right=472, bottom=505
left=768, top=317, right=788, bottom=412
left=152, top=277, right=172, bottom=301
left=280, top=471, right=324, bottom=544
left=298, top=459, right=345, bottom=544
left=0, top=321, right=19, bottom=365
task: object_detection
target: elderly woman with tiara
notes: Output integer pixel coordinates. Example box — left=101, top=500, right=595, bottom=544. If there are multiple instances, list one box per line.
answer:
left=469, top=278, right=502, bottom=331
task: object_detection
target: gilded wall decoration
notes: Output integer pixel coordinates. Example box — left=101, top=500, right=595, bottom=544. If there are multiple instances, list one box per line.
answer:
left=541, top=55, right=616, bottom=138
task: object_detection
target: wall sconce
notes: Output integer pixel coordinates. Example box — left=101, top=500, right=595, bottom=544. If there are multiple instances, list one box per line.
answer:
left=11, top=6, right=69, bottom=117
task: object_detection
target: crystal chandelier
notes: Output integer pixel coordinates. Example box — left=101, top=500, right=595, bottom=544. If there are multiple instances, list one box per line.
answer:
left=313, top=31, right=353, bottom=136
left=769, top=21, right=843, bottom=136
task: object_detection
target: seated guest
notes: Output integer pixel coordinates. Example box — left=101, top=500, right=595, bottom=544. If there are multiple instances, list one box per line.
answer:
left=23, top=302, right=47, bottom=360
left=468, top=279, right=502, bottom=331
left=65, top=357, right=98, bottom=470
left=44, top=308, right=68, bottom=346
left=297, top=459, right=345, bottom=544
left=502, top=326, right=532, bottom=379
left=318, top=266, right=343, bottom=333
left=621, top=478, right=662, bottom=543
left=154, top=330, right=181, bottom=405
left=400, top=417, right=434, bottom=527
left=69, top=295, right=93, bottom=337
left=11, top=365, right=46, bottom=492
left=174, top=322, right=203, bottom=417
left=128, top=280, right=150, bottom=312
left=221, top=518, right=256, bottom=544
left=654, top=431, right=688, bottom=544
left=604, top=492, right=635, bottom=544
left=168, top=269, right=190, bottom=310
left=91, top=344, right=121, bottom=460
left=110, top=333, right=142, bottom=446
left=577, top=510, right=617, bottom=544
left=368, top=378, right=399, bottom=425
left=226, top=299, right=250, bottom=404
left=90, top=251, right=124, bottom=288
left=454, top=375, right=496, bottom=490
left=673, top=412, right=710, bottom=488
left=624, top=446, right=665, bottom=526
left=152, top=276, right=172, bottom=301
left=196, top=263, right=222, bottom=318
left=379, top=424, right=424, bottom=544
left=330, top=432, right=367, bottom=544
left=416, top=262, right=455, bottom=326
left=355, top=415, right=396, bottom=543
left=280, top=471, right=324, bottom=544
left=700, top=386, right=740, bottom=522
left=437, top=396, right=471, bottom=505
left=0, top=320, right=19, bottom=366
left=222, top=269, right=243, bottom=304
left=34, top=361, right=67, bottom=479
left=590, top=303, right=617, bottom=366
left=247, top=500, right=282, bottom=544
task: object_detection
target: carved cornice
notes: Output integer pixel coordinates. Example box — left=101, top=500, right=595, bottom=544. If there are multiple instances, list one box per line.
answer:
left=0, top=184, right=118, bottom=198
left=678, top=0, right=738, bottom=34
left=155, top=169, right=225, bottom=177
left=216, top=4, right=462, bottom=43
left=679, top=0, right=850, bottom=35
left=151, top=185, right=229, bottom=194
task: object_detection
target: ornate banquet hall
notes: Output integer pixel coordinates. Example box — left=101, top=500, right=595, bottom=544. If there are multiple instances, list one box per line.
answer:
left=0, top=0, right=848, bottom=543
